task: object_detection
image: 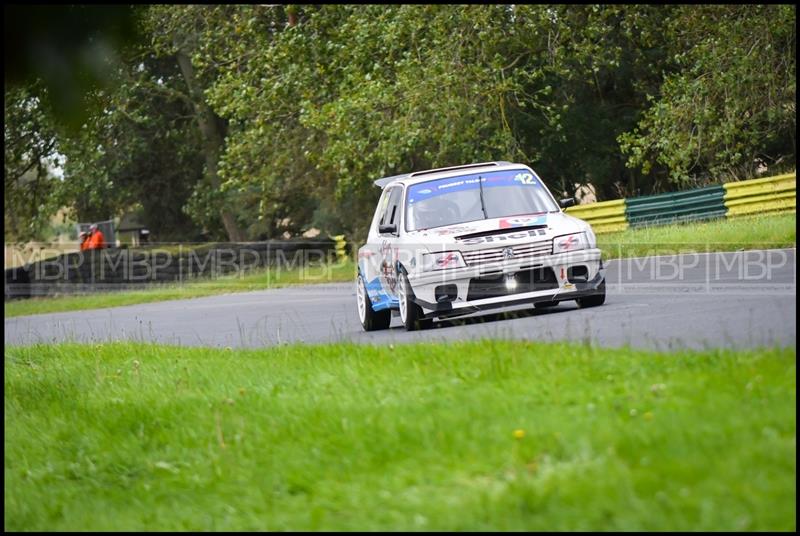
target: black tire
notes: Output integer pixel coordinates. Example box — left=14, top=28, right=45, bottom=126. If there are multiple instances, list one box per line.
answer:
left=534, top=300, right=559, bottom=309
left=398, top=271, right=433, bottom=331
left=576, top=278, right=606, bottom=308
left=357, top=273, right=391, bottom=331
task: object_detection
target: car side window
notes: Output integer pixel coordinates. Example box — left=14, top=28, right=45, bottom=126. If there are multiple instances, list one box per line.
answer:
left=379, top=186, right=403, bottom=232
left=375, top=189, right=393, bottom=228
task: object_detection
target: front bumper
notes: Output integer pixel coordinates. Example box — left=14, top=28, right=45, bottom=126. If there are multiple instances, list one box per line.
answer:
left=407, top=248, right=604, bottom=317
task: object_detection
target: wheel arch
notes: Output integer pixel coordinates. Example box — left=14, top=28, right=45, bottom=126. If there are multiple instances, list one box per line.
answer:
left=395, top=260, right=409, bottom=276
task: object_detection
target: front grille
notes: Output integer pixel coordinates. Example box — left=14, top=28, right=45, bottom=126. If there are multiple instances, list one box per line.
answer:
left=461, top=239, right=552, bottom=266
left=467, top=267, right=559, bottom=301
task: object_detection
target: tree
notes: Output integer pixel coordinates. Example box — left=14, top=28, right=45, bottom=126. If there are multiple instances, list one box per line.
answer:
left=54, top=51, right=208, bottom=241
left=4, top=83, right=61, bottom=241
left=619, top=5, right=796, bottom=185
left=143, top=5, right=258, bottom=241
left=511, top=5, right=676, bottom=198
left=206, top=4, right=678, bottom=240
left=207, top=5, right=546, bottom=241
left=4, top=5, right=210, bottom=242
left=4, top=5, right=140, bottom=131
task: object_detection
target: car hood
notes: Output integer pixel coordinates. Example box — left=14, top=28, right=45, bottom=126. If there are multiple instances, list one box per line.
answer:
left=404, top=212, right=592, bottom=252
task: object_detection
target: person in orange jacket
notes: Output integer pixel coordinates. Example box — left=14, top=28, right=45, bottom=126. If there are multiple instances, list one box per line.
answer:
left=79, top=231, right=90, bottom=251
left=84, top=224, right=106, bottom=250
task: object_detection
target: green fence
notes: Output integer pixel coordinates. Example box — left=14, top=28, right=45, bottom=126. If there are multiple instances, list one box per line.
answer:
left=625, top=185, right=727, bottom=228
left=566, top=172, right=796, bottom=233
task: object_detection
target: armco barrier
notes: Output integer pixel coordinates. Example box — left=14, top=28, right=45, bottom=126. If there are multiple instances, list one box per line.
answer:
left=331, top=234, right=348, bottom=262
left=565, top=171, right=795, bottom=234
left=723, top=172, right=796, bottom=218
left=625, top=185, right=727, bottom=228
left=564, top=199, right=628, bottom=234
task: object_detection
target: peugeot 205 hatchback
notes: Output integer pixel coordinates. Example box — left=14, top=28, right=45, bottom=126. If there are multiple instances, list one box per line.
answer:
left=356, top=161, right=606, bottom=331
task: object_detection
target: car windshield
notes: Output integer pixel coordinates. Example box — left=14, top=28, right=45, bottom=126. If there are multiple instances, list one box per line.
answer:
left=405, top=169, right=560, bottom=231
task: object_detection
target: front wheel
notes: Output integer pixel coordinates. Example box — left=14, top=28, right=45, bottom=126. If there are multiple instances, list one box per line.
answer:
left=357, top=273, right=391, bottom=331
left=398, top=271, right=432, bottom=331
left=576, top=278, right=606, bottom=308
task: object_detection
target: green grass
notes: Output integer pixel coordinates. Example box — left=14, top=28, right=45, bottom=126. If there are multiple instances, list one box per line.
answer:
left=598, top=213, right=796, bottom=259
left=4, top=341, right=796, bottom=531
left=4, top=259, right=357, bottom=318
left=5, top=212, right=795, bottom=318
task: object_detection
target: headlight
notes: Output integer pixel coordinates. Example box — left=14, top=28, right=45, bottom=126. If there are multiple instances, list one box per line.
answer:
left=553, top=232, right=588, bottom=254
left=422, top=251, right=466, bottom=271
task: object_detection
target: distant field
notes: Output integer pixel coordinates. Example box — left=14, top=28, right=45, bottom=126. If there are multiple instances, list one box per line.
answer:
left=4, top=340, right=796, bottom=531
left=4, top=212, right=795, bottom=318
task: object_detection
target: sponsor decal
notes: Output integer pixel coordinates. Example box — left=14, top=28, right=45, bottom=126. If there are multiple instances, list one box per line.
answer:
left=499, top=215, right=548, bottom=229
left=558, top=235, right=578, bottom=250
left=379, top=240, right=398, bottom=292
left=513, top=172, right=538, bottom=185
left=434, top=225, right=478, bottom=236
left=364, top=275, right=399, bottom=311
left=407, top=169, right=544, bottom=203
left=458, top=228, right=548, bottom=245
left=436, top=252, right=461, bottom=268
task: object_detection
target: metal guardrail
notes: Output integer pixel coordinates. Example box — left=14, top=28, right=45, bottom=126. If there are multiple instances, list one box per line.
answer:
left=565, top=199, right=628, bottom=234
left=331, top=234, right=348, bottom=262
left=564, top=171, right=795, bottom=234
left=625, top=185, right=727, bottom=228
left=723, top=172, right=796, bottom=218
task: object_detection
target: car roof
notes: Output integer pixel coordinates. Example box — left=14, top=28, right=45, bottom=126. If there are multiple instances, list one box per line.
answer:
left=373, top=161, right=523, bottom=189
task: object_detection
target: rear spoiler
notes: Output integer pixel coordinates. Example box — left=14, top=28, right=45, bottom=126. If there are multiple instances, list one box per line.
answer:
left=373, top=174, right=410, bottom=189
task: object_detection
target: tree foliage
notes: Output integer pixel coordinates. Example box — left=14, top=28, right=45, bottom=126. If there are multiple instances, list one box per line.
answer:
left=54, top=50, right=208, bottom=240
left=4, top=5, right=141, bottom=131
left=619, top=5, right=796, bottom=185
left=4, top=83, right=61, bottom=241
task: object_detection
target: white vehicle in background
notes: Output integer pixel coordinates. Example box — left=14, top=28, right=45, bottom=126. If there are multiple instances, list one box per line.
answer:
left=356, top=161, right=606, bottom=331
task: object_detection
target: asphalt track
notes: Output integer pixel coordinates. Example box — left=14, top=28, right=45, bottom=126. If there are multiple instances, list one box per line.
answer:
left=5, top=249, right=796, bottom=351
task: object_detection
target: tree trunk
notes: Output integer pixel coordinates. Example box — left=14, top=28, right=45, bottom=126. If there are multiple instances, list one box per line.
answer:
left=175, top=48, right=245, bottom=242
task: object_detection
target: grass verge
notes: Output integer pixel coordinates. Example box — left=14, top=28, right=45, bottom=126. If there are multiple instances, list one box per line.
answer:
left=598, top=213, right=796, bottom=259
left=4, top=340, right=796, bottom=531
left=5, top=212, right=795, bottom=318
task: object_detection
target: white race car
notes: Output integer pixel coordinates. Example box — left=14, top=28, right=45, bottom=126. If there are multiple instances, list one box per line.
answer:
left=356, top=161, right=606, bottom=331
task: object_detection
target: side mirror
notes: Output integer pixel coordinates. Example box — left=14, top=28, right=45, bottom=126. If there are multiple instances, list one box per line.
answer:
left=378, top=223, right=398, bottom=235
left=559, top=197, right=575, bottom=209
